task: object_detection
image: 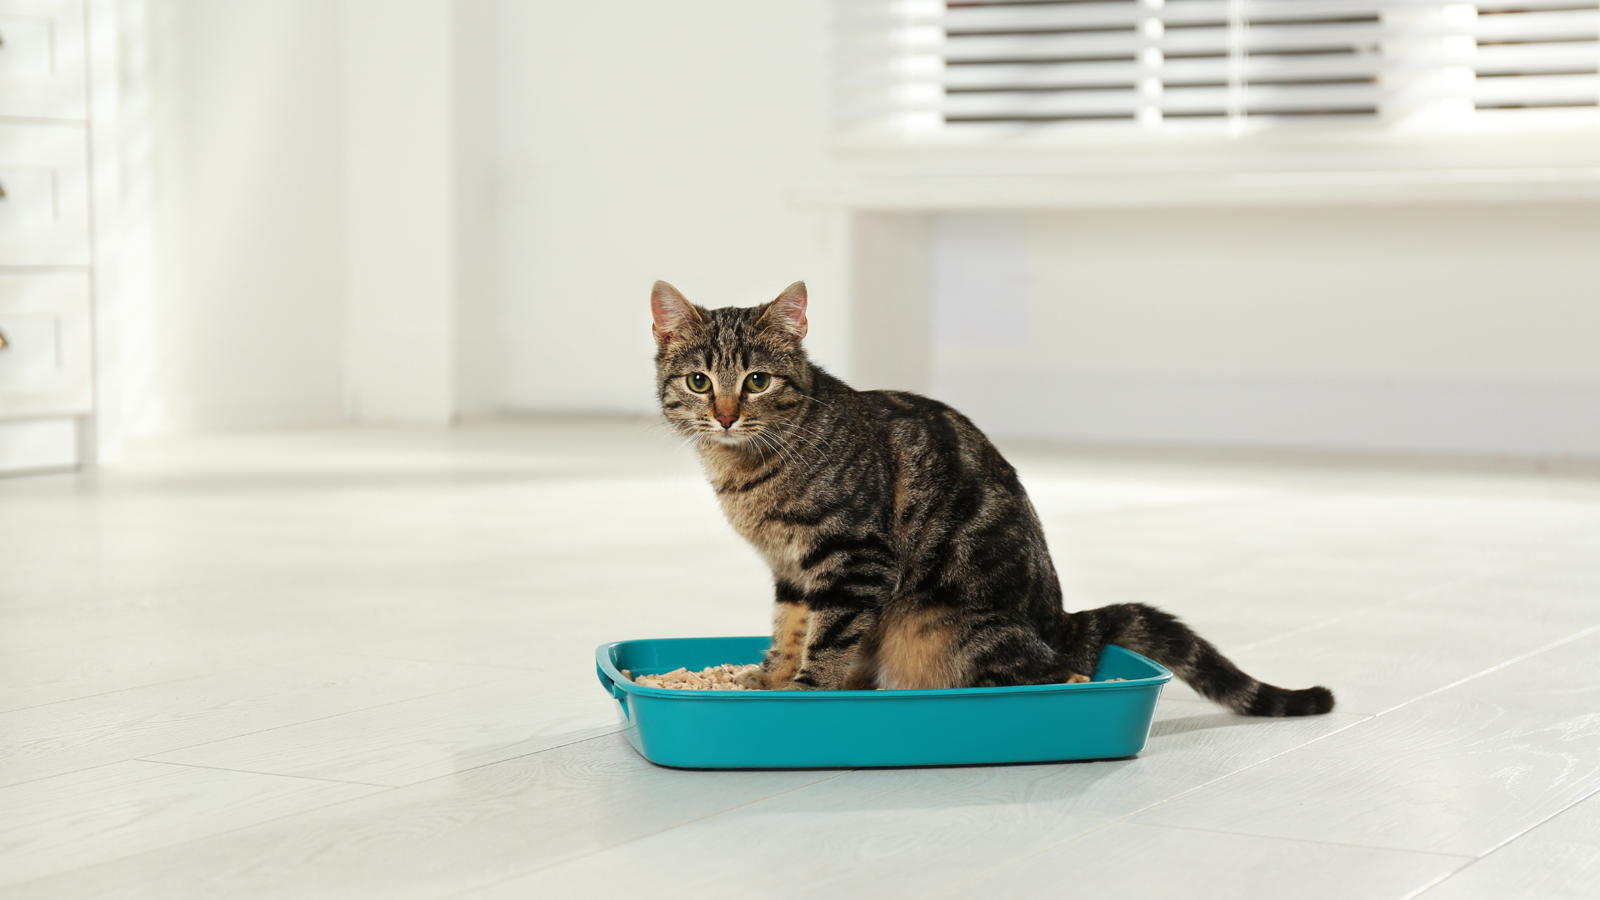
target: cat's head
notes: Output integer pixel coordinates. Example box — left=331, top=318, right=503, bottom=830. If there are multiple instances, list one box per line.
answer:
left=651, top=281, right=813, bottom=448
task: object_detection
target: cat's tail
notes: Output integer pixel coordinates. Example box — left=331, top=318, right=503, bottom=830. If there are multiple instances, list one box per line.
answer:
left=1056, top=603, right=1334, bottom=717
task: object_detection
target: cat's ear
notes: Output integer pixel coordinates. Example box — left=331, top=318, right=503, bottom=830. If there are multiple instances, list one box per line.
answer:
left=651, top=281, right=703, bottom=346
left=759, top=281, right=808, bottom=343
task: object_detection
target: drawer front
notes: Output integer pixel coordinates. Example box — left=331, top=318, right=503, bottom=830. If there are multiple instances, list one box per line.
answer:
left=0, top=0, right=87, bottom=120
left=0, top=121, right=90, bottom=266
left=0, top=271, right=92, bottom=418
left=0, top=417, right=77, bottom=474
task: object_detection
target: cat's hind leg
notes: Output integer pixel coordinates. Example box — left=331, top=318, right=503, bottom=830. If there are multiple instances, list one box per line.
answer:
left=875, top=609, right=1088, bottom=689
left=875, top=605, right=967, bottom=690
left=939, top=617, right=1073, bottom=689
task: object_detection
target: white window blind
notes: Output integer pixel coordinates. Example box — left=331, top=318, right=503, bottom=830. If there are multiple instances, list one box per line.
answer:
left=835, top=0, right=1600, bottom=135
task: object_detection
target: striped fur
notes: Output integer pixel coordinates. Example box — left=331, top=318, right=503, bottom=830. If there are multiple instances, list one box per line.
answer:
left=651, top=281, right=1334, bottom=717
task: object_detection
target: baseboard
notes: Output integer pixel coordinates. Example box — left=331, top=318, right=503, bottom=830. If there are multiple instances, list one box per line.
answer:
left=929, top=368, right=1600, bottom=460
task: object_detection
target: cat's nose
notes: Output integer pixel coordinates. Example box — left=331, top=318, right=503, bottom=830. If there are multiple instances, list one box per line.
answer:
left=715, top=414, right=738, bottom=430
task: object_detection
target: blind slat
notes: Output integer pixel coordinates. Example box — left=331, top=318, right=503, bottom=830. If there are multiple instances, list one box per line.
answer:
left=835, top=0, right=1600, bottom=133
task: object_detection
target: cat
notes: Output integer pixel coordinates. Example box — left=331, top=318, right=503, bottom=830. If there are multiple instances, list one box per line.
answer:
left=651, top=279, right=1334, bottom=716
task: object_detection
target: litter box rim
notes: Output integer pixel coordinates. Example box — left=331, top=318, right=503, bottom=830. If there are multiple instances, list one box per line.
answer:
left=595, top=635, right=1173, bottom=701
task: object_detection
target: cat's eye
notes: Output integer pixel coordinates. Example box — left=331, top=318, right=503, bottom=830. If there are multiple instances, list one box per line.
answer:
left=744, top=372, right=771, bottom=392
left=686, top=373, right=712, bottom=393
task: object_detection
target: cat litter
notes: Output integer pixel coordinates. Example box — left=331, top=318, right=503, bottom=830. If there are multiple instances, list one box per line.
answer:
left=626, top=663, right=1120, bottom=690
left=625, top=664, right=760, bottom=690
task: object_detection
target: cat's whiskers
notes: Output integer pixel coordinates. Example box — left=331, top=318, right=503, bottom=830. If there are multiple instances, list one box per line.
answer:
left=763, top=430, right=818, bottom=466
left=764, top=422, right=833, bottom=460
left=738, top=417, right=793, bottom=466
left=768, top=419, right=834, bottom=450
left=650, top=420, right=714, bottom=457
left=745, top=428, right=772, bottom=467
left=751, top=428, right=799, bottom=469
left=643, top=418, right=694, bottom=448
left=792, top=390, right=835, bottom=410
left=747, top=431, right=780, bottom=467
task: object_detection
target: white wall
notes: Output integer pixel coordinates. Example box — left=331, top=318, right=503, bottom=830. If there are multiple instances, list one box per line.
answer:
left=117, top=0, right=501, bottom=435
left=926, top=204, right=1600, bottom=457
left=340, top=0, right=501, bottom=426
left=450, top=0, right=502, bottom=420
left=495, top=0, right=849, bottom=415
left=124, top=0, right=346, bottom=436
left=340, top=0, right=454, bottom=425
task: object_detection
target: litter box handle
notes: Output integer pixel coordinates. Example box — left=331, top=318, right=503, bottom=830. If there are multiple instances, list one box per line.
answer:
left=596, top=664, right=627, bottom=701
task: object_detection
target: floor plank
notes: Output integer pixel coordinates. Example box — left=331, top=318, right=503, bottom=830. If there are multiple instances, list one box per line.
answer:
left=1416, top=790, right=1600, bottom=900
left=1154, top=534, right=1600, bottom=713
left=148, top=664, right=621, bottom=786
left=0, top=654, right=528, bottom=788
left=0, top=761, right=386, bottom=888
left=0, top=584, right=531, bottom=712
left=934, top=822, right=1471, bottom=900
left=1128, top=628, right=1600, bottom=857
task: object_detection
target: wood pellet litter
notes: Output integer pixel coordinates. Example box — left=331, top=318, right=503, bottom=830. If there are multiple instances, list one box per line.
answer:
left=627, top=664, right=761, bottom=690
left=623, top=666, right=1128, bottom=690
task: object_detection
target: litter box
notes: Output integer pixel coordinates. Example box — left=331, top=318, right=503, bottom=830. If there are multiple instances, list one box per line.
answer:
left=595, top=635, right=1173, bottom=769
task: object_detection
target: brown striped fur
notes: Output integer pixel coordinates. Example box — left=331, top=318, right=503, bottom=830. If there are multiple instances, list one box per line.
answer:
left=651, top=280, right=1334, bottom=717
left=765, top=602, right=809, bottom=686
left=876, top=606, right=965, bottom=690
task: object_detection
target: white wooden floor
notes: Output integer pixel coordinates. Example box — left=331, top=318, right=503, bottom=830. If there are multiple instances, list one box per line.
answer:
left=3, top=419, right=1599, bottom=900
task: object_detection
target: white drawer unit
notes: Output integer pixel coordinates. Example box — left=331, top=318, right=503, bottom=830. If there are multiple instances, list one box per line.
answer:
left=0, top=0, right=87, bottom=121
left=0, top=0, right=90, bottom=477
left=0, top=120, right=90, bottom=266
left=0, top=271, right=92, bottom=418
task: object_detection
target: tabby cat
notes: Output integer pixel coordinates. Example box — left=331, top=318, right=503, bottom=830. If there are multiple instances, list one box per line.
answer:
left=651, top=280, right=1334, bottom=716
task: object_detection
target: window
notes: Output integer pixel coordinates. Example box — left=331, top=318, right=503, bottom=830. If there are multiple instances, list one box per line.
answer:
left=835, top=0, right=1600, bottom=138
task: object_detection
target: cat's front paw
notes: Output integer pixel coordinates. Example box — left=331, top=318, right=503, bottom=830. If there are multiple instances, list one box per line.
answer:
left=734, top=668, right=774, bottom=690
left=1064, top=672, right=1091, bottom=684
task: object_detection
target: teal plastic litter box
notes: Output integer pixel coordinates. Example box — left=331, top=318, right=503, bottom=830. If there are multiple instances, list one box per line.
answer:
left=595, top=635, right=1173, bottom=769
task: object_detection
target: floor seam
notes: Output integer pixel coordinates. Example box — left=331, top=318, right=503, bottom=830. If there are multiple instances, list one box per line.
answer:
left=392, top=729, right=627, bottom=787
left=1370, top=621, right=1600, bottom=718
left=1122, top=820, right=1481, bottom=860
left=332, top=649, right=559, bottom=672
left=1400, top=868, right=1478, bottom=900
left=133, top=758, right=395, bottom=788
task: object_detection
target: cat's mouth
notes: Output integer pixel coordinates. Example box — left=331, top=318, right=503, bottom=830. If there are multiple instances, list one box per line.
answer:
left=697, top=421, right=760, bottom=448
